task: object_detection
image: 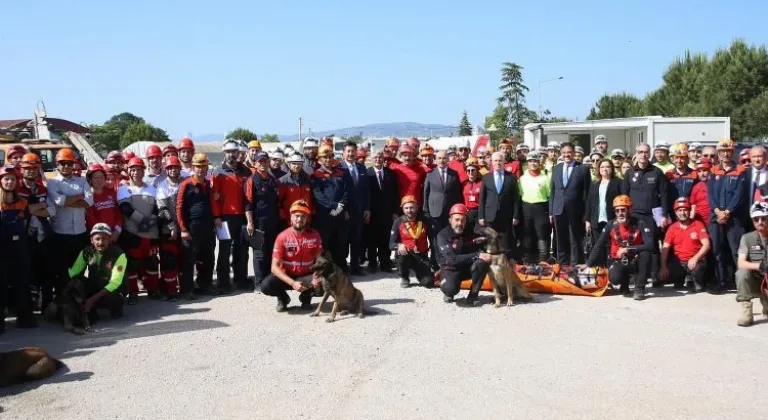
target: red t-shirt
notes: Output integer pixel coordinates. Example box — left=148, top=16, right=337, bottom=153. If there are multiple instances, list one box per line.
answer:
left=448, top=159, right=468, bottom=185
left=390, top=161, right=427, bottom=206
left=663, top=220, right=709, bottom=262
left=463, top=180, right=482, bottom=210
left=86, top=188, right=123, bottom=232
left=689, top=182, right=710, bottom=223
left=272, top=227, right=323, bottom=277
left=609, top=224, right=644, bottom=259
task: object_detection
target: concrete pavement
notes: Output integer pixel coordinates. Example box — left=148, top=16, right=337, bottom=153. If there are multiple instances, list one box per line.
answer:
left=1, top=272, right=767, bottom=420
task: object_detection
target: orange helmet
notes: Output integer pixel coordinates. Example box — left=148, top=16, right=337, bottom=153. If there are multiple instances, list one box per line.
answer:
left=386, top=137, right=400, bottom=149
left=449, top=203, right=468, bottom=216
left=55, top=148, right=77, bottom=162
left=670, top=143, right=689, bottom=158
left=420, top=145, right=435, bottom=156
left=127, top=157, right=146, bottom=169
left=317, top=145, right=334, bottom=158
left=400, top=195, right=418, bottom=207
left=717, top=138, right=734, bottom=151
left=613, top=195, right=632, bottom=209
left=165, top=156, right=182, bottom=169
left=178, top=137, right=195, bottom=151
left=408, top=137, right=420, bottom=150
left=145, top=145, right=162, bottom=159
left=20, top=153, right=41, bottom=168
left=673, top=197, right=691, bottom=210
left=289, top=199, right=311, bottom=215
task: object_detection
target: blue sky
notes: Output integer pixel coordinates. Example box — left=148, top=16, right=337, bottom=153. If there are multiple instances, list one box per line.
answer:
left=2, top=0, right=766, bottom=139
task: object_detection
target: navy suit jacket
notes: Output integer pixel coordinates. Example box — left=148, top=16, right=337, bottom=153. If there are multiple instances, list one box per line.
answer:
left=339, top=160, right=370, bottom=215
left=549, top=161, right=591, bottom=217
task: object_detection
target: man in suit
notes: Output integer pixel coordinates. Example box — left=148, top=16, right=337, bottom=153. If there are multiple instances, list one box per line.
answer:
left=366, top=150, right=399, bottom=273
left=479, top=151, right=522, bottom=258
left=339, top=141, right=370, bottom=275
left=423, top=150, right=464, bottom=269
left=549, top=142, right=591, bottom=266
left=742, top=145, right=766, bottom=232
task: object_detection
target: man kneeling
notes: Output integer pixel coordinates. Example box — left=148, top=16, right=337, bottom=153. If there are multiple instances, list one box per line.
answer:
left=581, top=195, right=654, bottom=300
left=734, top=202, right=768, bottom=327
left=261, top=200, right=323, bottom=312
left=389, top=195, right=433, bottom=288
left=437, top=204, right=492, bottom=306
left=68, top=223, right=126, bottom=321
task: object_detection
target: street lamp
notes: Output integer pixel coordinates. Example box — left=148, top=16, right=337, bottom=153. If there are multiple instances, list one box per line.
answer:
left=538, top=76, right=564, bottom=117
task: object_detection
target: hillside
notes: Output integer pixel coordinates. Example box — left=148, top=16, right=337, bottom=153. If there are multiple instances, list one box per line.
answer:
left=190, top=122, right=457, bottom=142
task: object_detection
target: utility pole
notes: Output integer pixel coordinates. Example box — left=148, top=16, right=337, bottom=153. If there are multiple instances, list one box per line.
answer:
left=299, top=117, right=304, bottom=142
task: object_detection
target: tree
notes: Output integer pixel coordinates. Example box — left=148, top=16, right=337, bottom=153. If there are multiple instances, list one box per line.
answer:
left=458, top=110, right=473, bottom=136
left=484, top=105, right=511, bottom=146
left=587, top=93, right=645, bottom=120
left=226, top=127, right=259, bottom=142
left=537, top=109, right=572, bottom=123
left=497, top=62, right=529, bottom=134
left=88, top=112, right=170, bottom=152
left=120, top=121, right=170, bottom=149
left=260, top=134, right=279, bottom=143
left=341, top=132, right=364, bottom=143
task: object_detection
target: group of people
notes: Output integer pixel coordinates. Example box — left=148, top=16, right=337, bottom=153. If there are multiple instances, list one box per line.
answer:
left=2, top=133, right=767, bottom=336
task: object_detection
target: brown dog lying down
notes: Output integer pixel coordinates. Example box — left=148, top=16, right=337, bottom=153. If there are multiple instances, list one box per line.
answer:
left=0, top=347, right=65, bottom=387
left=309, top=252, right=372, bottom=323
left=477, top=226, right=533, bottom=307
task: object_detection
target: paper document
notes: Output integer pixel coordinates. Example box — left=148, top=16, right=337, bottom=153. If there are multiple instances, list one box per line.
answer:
left=216, top=222, right=231, bottom=240
left=652, top=207, right=664, bottom=227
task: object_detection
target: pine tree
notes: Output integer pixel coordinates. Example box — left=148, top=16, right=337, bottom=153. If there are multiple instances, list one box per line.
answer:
left=458, top=110, right=472, bottom=136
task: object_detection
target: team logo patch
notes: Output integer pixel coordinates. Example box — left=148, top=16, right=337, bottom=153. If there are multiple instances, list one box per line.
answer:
left=690, top=232, right=698, bottom=239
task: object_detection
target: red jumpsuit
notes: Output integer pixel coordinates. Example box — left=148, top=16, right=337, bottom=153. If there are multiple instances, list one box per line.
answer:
left=389, top=161, right=427, bottom=207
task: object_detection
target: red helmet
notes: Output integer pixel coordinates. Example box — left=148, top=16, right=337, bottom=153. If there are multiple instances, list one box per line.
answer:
left=164, top=156, right=182, bottom=169
left=106, top=151, right=125, bottom=164
left=399, top=144, right=414, bottom=155
left=674, top=197, right=691, bottom=210
left=162, top=144, right=178, bottom=156
left=86, top=163, right=106, bottom=178
left=408, top=137, right=420, bottom=150
left=123, top=151, right=136, bottom=161
left=178, top=137, right=195, bottom=151
left=7, top=144, right=27, bottom=158
left=696, top=157, right=713, bottom=171
left=449, top=203, right=468, bottom=216
left=127, top=157, right=146, bottom=169
left=0, top=165, right=18, bottom=178
left=145, top=145, right=162, bottom=159
left=386, top=138, right=400, bottom=149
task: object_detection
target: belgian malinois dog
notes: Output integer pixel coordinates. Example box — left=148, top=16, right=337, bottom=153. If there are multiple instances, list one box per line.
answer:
left=309, top=252, right=367, bottom=323
left=478, top=226, right=533, bottom=307
left=44, top=277, right=93, bottom=335
left=0, top=347, right=65, bottom=387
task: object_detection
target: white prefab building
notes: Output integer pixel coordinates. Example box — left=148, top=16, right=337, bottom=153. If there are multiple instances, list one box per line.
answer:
left=522, top=116, right=731, bottom=153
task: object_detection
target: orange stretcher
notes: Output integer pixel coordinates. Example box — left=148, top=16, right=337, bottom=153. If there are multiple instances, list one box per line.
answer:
left=453, top=263, right=611, bottom=297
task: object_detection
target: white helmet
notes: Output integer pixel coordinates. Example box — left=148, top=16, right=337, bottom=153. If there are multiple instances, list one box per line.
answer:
left=222, top=140, right=240, bottom=152
left=303, top=137, right=318, bottom=148
left=90, top=223, right=112, bottom=236
left=270, top=150, right=285, bottom=160
left=751, top=202, right=768, bottom=218
left=457, top=139, right=471, bottom=149
left=237, top=141, right=248, bottom=153
left=594, top=135, right=607, bottom=144
left=286, top=153, right=303, bottom=163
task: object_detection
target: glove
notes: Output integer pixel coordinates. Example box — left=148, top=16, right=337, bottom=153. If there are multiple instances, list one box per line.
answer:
left=335, top=203, right=344, bottom=214
left=329, top=209, right=339, bottom=217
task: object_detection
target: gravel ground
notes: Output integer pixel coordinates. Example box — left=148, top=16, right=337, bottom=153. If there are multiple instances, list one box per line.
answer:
left=2, top=268, right=767, bottom=420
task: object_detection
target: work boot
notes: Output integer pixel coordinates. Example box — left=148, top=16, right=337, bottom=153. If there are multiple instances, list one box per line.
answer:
left=127, top=294, right=139, bottom=305
left=463, top=292, right=480, bottom=307
left=442, top=294, right=454, bottom=303
left=618, top=283, right=630, bottom=296
left=761, top=296, right=768, bottom=318
left=737, top=301, right=754, bottom=327
left=276, top=295, right=291, bottom=313
left=299, top=290, right=313, bottom=310
left=181, top=292, right=198, bottom=301
left=633, top=286, right=646, bottom=301
left=400, top=278, right=410, bottom=288
left=148, top=291, right=163, bottom=300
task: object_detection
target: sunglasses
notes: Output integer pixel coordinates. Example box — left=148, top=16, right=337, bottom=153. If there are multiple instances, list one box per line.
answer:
left=58, top=161, right=75, bottom=167
left=703, top=154, right=716, bottom=158
left=466, top=168, right=477, bottom=172
left=753, top=216, right=768, bottom=223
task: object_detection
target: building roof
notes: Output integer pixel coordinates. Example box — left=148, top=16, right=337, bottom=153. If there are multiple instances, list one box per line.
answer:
left=0, top=118, right=90, bottom=134
left=523, top=116, right=730, bottom=132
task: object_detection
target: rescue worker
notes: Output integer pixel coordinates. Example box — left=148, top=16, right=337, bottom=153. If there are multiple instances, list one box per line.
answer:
left=437, top=203, right=491, bottom=306
left=389, top=195, right=433, bottom=288
left=246, top=139, right=262, bottom=170
left=688, top=142, right=703, bottom=168
left=176, top=153, right=217, bottom=300
left=690, top=158, right=712, bottom=223
left=269, top=149, right=286, bottom=179
left=660, top=197, right=711, bottom=291
left=0, top=164, right=37, bottom=333
left=356, top=148, right=368, bottom=166
left=743, top=145, right=767, bottom=232
left=310, top=145, right=352, bottom=272
left=463, top=157, right=482, bottom=229
left=212, top=140, right=253, bottom=292
left=653, top=142, right=674, bottom=173
left=593, top=135, right=608, bottom=156
left=449, top=139, right=470, bottom=184
left=245, top=152, right=280, bottom=286
left=117, top=157, right=161, bottom=304
left=47, top=148, right=93, bottom=306
left=261, top=200, right=322, bottom=312
left=68, top=223, right=126, bottom=322
left=734, top=201, right=768, bottom=327
left=178, top=137, right=196, bottom=178
left=622, top=143, right=669, bottom=287
left=545, top=142, right=560, bottom=172
left=666, top=143, right=697, bottom=211
left=708, top=138, right=746, bottom=293
left=420, top=145, right=436, bottom=172
left=589, top=151, right=603, bottom=181
left=237, top=141, right=248, bottom=165
left=519, top=151, right=551, bottom=263
left=389, top=144, right=428, bottom=208
left=582, top=195, right=654, bottom=300
left=739, top=149, right=750, bottom=169
left=302, top=137, right=320, bottom=175
left=277, top=153, right=314, bottom=229
left=702, top=145, right=719, bottom=167
left=85, top=163, right=122, bottom=241
left=105, top=151, right=128, bottom=190
left=383, top=137, right=401, bottom=167
left=163, top=144, right=178, bottom=160
left=610, top=149, right=626, bottom=178
left=516, top=144, right=530, bottom=172
left=143, top=144, right=164, bottom=187
left=574, top=146, right=585, bottom=162
left=156, top=156, right=184, bottom=300
left=480, top=145, right=494, bottom=175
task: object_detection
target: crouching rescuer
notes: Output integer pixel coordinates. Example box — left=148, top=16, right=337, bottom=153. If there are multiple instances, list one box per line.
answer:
left=583, top=195, right=654, bottom=300
left=389, top=195, right=433, bottom=288
left=67, top=223, right=126, bottom=320
left=734, top=202, right=768, bottom=327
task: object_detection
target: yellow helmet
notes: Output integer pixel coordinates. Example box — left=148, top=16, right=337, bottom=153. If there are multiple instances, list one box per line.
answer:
left=465, top=156, right=479, bottom=168
left=191, top=153, right=210, bottom=166
left=317, top=145, right=334, bottom=158
left=717, top=138, right=735, bottom=151
left=248, top=140, right=261, bottom=149
left=670, top=143, right=689, bottom=158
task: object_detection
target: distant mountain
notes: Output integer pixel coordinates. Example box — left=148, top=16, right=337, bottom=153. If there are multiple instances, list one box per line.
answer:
left=188, top=122, right=458, bottom=143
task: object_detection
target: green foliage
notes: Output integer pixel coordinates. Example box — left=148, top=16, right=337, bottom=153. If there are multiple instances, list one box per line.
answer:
left=589, top=39, right=768, bottom=139
left=226, top=127, right=259, bottom=142
left=484, top=105, right=511, bottom=146
left=538, top=109, right=572, bottom=123
left=260, top=134, right=280, bottom=143
left=497, top=62, right=530, bottom=134
left=88, top=112, right=170, bottom=152
left=459, top=110, right=473, bottom=136
left=341, top=132, right=364, bottom=143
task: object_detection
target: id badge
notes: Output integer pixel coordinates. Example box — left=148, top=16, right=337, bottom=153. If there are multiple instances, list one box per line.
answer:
left=468, top=195, right=476, bottom=202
